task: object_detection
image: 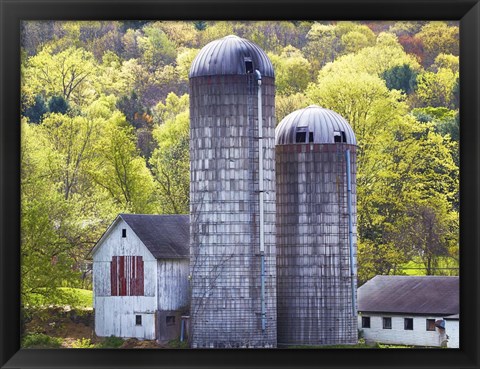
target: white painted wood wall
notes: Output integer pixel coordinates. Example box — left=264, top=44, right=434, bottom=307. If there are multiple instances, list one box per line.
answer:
left=93, top=217, right=190, bottom=340
left=358, top=313, right=458, bottom=347
left=445, top=319, right=459, bottom=348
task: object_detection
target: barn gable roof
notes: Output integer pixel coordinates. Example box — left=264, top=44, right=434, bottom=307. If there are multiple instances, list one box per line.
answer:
left=358, top=275, right=459, bottom=316
left=119, top=214, right=189, bottom=259
left=91, top=214, right=189, bottom=259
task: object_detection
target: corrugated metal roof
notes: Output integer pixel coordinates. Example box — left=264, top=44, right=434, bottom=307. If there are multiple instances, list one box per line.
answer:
left=189, top=35, right=274, bottom=78
left=120, top=214, right=189, bottom=259
left=358, top=275, right=459, bottom=315
left=275, top=105, right=356, bottom=145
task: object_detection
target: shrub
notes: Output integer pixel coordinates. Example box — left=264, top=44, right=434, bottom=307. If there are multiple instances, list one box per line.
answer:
left=22, top=333, right=62, bottom=348
left=97, top=335, right=124, bottom=348
left=71, top=338, right=95, bottom=348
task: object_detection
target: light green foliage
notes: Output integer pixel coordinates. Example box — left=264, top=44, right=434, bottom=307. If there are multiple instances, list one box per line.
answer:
left=138, top=23, right=177, bottom=70
left=307, top=69, right=458, bottom=282
left=22, top=333, right=63, bottom=348
left=305, top=23, right=339, bottom=69
left=275, top=92, right=309, bottom=124
left=432, top=54, right=459, bottom=74
left=200, top=21, right=235, bottom=44
left=90, top=112, right=156, bottom=214
left=417, top=22, right=459, bottom=66
left=19, top=21, right=459, bottom=306
left=150, top=94, right=190, bottom=214
left=72, top=338, right=95, bottom=348
left=176, top=48, right=200, bottom=81
left=21, top=120, right=83, bottom=306
left=24, top=46, right=98, bottom=107
left=155, top=21, right=198, bottom=48
left=153, top=92, right=189, bottom=125
left=268, top=46, right=312, bottom=95
left=388, top=21, right=424, bottom=37
left=416, top=68, right=458, bottom=108
left=318, top=33, right=419, bottom=79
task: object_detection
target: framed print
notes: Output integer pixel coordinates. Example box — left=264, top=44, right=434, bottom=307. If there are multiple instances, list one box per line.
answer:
left=1, top=0, right=479, bottom=368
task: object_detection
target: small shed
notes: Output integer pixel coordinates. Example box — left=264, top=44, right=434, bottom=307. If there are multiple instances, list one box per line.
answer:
left=92, top=214, right=190, bottom=341
left=357, top=275, right=459, bottom=347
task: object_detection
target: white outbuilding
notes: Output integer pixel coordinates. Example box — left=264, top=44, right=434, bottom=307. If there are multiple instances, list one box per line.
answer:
left=357, top=275, right=459, bottom=348
left=92, top=214, right=190, bottom=341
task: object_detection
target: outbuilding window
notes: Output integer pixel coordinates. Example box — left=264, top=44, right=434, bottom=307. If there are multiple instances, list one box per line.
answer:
left=404, top=318, right=414, bottom=330
left=111, top=256, right=144, bottom=296
left=122, top=229, right=127, bottom=238
left=361, top=316, right=371, bottom=328
left=426, top=319, right=436, bottom=331
left=166, top=316, right=176, bottom=326
left=136, top=315, right=142, bottom=326
left=383, top=317, right=392, bottom=329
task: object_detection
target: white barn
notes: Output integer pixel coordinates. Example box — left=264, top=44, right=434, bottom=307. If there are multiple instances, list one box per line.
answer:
left=357, top=275, right=459, bottom=348
left=92, top=214, right=190, bottom=341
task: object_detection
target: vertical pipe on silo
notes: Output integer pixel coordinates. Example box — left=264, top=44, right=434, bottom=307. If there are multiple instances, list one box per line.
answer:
left=255, top=69, right=266, bottom=332
left=345, top=149, right=356, bottom=316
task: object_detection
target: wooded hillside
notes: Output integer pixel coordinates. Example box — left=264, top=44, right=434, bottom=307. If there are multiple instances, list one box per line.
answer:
left=20, top=20, right=459, bottom=306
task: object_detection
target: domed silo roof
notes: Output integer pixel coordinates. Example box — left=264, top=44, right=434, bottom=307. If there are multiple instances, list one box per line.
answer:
left=276, top=105, right=356, bottom=145
left=189, top=35, right=274, bottom=78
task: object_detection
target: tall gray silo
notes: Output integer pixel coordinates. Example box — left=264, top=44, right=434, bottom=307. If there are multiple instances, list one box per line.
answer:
left=275, top=105, right=358, bottom=346
left=189, top=35, right=277, bottom=348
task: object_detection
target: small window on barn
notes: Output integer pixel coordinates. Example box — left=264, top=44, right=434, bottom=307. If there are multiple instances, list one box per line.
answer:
left=426, top=319, right=436, bottom=331
left=136, top=315, right=142, bottom=326
left=362, top=316, right=371, bottom=328
left=244, top=58, right=254, bottom=74
left=383, top=317, right=392, bottom=329
left=166, top=316, right=175, bottom=326
left=404, top=318, right=414, bottom=330
left=296, top=127, right=307, bottom=143
left=122, top=229, right=127, bottom=238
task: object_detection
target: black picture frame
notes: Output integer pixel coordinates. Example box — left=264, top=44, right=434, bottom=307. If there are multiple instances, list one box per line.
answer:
left=1, top=1, right=478, bottom=368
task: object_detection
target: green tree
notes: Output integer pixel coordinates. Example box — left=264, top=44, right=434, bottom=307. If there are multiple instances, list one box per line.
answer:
left=25, top=46, right=98, bottom=107
left=417, top=22, right=459, bottom=67
left=381, top=64, right=417, bottom=94
left=150, top=105, right=190, bottom=214
left=21, top=120, right=83, bottom=306
left=48, top=95, right=69, bottom=114
left=268, top=46, right=312, bottom=95
left=23, top=94, right=48, bottom=124
left=416, top=68, right=458, bottom=108
left=89, top=112, right=156, bottom=213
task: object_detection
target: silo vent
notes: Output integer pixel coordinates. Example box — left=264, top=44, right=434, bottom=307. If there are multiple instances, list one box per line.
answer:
left=244, top=57, right=254, bottom=74
left=296, top=127, right=307, bottom=143
left=334, top=131, right=347, bottom=143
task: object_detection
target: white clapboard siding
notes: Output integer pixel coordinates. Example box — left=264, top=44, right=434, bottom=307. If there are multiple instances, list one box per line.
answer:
left=93, top=218, right=158, bottom=339
left=95, top=296, right=156, bottom=339
left=157, top=259, right=190, bottom=311
left=93, top=219, right=157, bottom=262
left=358, top=314, right=448, bottom=347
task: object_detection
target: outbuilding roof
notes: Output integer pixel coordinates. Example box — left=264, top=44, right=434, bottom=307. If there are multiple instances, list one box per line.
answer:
left=276, top=105, right=356, bottom=145
left=189, top=35, right=274, bottom=78
left=357, top=275, right=459, bottom=316
left=119, top=214, right=189, bottom=259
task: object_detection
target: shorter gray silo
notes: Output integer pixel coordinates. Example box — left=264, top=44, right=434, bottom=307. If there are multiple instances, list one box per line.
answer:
left=275, top=105, right=358, bottom=346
